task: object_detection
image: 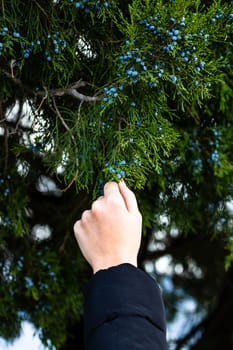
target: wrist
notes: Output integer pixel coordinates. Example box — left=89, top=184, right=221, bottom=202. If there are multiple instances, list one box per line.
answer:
left=92, top=258, right=137, bottom=274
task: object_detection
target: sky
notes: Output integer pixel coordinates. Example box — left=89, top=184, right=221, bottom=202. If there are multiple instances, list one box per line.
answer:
left=0, top=322, right=44, bottom=350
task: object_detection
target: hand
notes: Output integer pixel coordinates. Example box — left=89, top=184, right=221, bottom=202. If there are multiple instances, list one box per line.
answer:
left=73, top=181, right=142, bottom=274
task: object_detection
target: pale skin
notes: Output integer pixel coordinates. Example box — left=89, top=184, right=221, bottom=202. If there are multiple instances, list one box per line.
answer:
left=73, top=181, right=142, bottom=274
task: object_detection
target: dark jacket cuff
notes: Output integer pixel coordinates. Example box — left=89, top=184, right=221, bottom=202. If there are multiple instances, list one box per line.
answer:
left=84, top=263, right=166, bottom=339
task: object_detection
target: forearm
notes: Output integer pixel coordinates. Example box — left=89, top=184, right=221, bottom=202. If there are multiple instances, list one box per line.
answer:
left=84, top=264, right=167, bottom=350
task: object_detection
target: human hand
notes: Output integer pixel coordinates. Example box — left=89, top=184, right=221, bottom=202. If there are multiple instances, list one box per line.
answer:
left=73, top=181, right=142, bottom=274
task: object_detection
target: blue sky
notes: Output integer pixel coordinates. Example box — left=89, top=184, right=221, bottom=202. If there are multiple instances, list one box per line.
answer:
left=0, top=322, right=44, bottom=350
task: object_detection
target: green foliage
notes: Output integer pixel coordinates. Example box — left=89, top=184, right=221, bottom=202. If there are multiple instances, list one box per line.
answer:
left=1, top=0, right=233, bottom=348
left=1, top=0, right=233, bottom=191
left=0, top=172, right=29, bottom=237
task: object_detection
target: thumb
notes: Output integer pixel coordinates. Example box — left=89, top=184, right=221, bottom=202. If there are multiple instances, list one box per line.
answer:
left=118, top=180, right=139, bottom=213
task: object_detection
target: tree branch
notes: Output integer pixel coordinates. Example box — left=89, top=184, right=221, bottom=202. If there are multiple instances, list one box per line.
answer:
left=3, top=69, right=22, bottom=88
left=3, top=70, right=101, bottom=104
left=50, top=79, right=101, bottom=102
left=34, top=86, right=48, bottom=113
left=51, top=95, right=76, bottom=144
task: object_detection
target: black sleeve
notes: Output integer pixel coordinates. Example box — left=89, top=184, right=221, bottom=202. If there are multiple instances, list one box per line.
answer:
left=84, top=263, right=167, bottom=350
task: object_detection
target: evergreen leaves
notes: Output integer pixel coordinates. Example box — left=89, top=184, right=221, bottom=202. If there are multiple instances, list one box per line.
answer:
left=1, top=0, right=233, bottom=348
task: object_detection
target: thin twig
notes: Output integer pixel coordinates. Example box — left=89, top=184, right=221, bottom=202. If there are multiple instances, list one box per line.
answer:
left=185, top=104, right=200, bottom=125
left=77, top=100, right=84, bottom=124
left=59, top=229, right=70, bottom=253
left=60, top=160, right=79, bottom=193
left=52, top=95, right=76, bottom=145
left=35, top=86, right=48, bottom=114
left=3, top=69, right=22, bottom=87
left=32, top=0, right=49, bottom=20
left=10, top=60, right=15, bottom=79
left=53, top=89, right=81, bottom=192
left=1, top=0, right=5, bottom=16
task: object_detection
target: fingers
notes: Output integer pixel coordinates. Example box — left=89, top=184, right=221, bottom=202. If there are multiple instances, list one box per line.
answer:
left=103, top=181, right=139, bottom=213
left=73, top=219, right=82, bottom=239
left=74, top=209, right=91, bottom=237
left=74, top=181, right=139, bottom=242
left=103, top=182, right=121, bottom=197
left=103, top=182, right=125, bottom=207
left=118, top=180, right=139, bottom=213
left=91, top=196, right=104, bottom=214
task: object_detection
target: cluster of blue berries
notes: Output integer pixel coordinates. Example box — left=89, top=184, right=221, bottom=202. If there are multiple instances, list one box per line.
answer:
left=210, top=9, right=224, bottom=23
left=208, top=128, right=222, bottom=166
left=152, top=60, right=166, bottom=85
left=23, top=32, right=67, bottom=61
left=113, top=8, right=233, bottom=95
left=27, top=143, right=41, bottom=152
left=0, top=27, right=12, bottom=55
left=0, top=26, right=67, bottom=62
left=103, top=85, right=123, bottom=104
left=103, top=158, right=141, bottom=181
left=102, top=84, right=139, bottom=111
left=140, top=15, right=187, bottom=53
left=0, top=26, right=9, bottom=36
left=17, top=256, right=24, bottom=270
left=188, top=133, right=203, bottom=175
left=0, top=175, right=11, bottom=197
left=21, top=40, right=41, bottom=59
left=0, top=26, right=9, bottom=35
left=139, top=16, right=210, bottom=72
left=158, top=158, right=174, bottom=182
left=101, top=116, right=113, bottom=130
left=25, top=276, right=34, bottom=289
left=0, top=216, right=11, bottom=226
left=104, top=160, right=128, bottom=179
left=44, top=32, right=67, bottom=61
left=139, top=15, right=186, bottom=48
left=70, top=0, right=109, bottom=12
left=118, top=45, right=148, bottom=84
left=221, top=44, right=233, bottom=69
left=188, top=128, right=223, bottom=176
left=192, top=158, right=203, bottom=175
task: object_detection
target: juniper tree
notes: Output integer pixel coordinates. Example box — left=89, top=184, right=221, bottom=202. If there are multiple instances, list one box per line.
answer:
left=1, top=0, right=233, bottom=349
